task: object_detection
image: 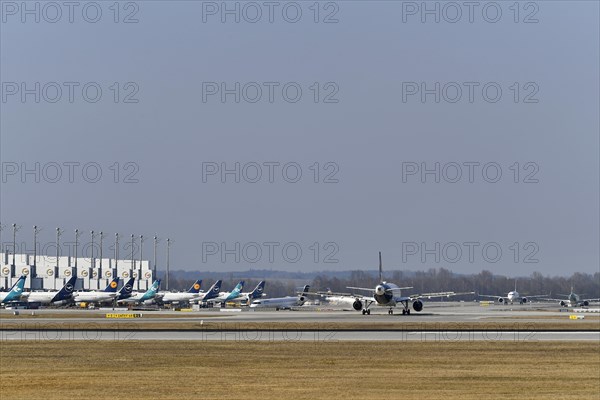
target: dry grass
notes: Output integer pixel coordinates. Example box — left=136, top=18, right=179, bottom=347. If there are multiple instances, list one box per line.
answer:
left=1, top=341, right=598, bottom=399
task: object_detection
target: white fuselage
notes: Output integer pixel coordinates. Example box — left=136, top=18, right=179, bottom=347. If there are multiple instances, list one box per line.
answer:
left=507, top=291, right=519, bottom=303
left=73, top=291, right=118, bottom=303
left=119, top=292, right=155, bottom=304
left=0, top=290, right=25, bottom=303
left=160, top=292, right=201, bottom=303
left=250, top=296, right=303, bottom=309
left=24, top=292, right=61, bottom=304
left=324, top=295, right=359, bottom=308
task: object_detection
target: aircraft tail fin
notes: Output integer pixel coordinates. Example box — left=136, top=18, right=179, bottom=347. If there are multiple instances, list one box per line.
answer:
left=379, top=251, right=383, bottom=283
left=104, top=277, right=120, bottom=292
left=146, top=279, right=161, bottom=296
left=3, top=275, right=26, bottom=302
left=54, top=275, right=77, bottom=301
left=8, top=275, right=26, bottom=293
left=250, top=281, right=266, bottom=299
left=233, top=281, right=244, bottom=294
left=118, top=278, right=135, bottom=299
left=204, top=280, right=222, bottom=300
left=188, top=279, right=202, bottom=293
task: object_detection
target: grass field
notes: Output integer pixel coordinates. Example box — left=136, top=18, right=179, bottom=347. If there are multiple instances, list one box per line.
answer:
left=2, top=319, right=598, bottom=331
left=1, top=341, right=598, bottom=399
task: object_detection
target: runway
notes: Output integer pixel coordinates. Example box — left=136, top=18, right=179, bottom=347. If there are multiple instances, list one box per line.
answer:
left=1, top=303, right=598, bottom=342
left=1, top=302, right=596, bottom=325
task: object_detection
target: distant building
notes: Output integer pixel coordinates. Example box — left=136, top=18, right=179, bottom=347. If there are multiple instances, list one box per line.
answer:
left=1, top=251, right=153, bottom=291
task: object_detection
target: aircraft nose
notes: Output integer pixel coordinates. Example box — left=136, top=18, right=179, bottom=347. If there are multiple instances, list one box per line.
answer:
left=375, top=285, right=386, bottom=296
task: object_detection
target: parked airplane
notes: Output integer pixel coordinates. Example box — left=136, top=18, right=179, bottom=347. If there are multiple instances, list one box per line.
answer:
left=234, top=280, right=266, bottom=304
left=73, top=277, right=121, bottom=304
left=190, top=280, right=223, bottom=303
left=479, top=281, right=547, bottom=305
left=548, top=287, right=600, bottom=307
left=207, top=281, right=244, bottom=304
left=249, top=285, right=310, bottom=310
left=0, top=275, right=27, bottom=303
left=160, top=279, right=203, bottom=304
left=340, top=252, right=472, bottom=315
left=118, top=279, right=161, bottom=304
left=24, top=276, right=77, bottom=305
left=116, top=277, right=136, bottom=301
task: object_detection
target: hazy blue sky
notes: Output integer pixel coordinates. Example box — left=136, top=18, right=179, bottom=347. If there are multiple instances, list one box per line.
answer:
left=1, top=1, right=598, bottom=276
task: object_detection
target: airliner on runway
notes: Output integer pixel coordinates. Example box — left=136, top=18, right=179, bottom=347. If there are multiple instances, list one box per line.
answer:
left=548, top=287, right=599, bottom=307
left=250, top=285, right=310, bottom=310
left=330, top=253, right=472, bottom=315
left=479, top=281, right=547, bottom=305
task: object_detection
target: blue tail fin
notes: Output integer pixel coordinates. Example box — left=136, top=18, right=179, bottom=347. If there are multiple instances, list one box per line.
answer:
left=104, top=277, right=120, bottom=292
left=187, top=279, right=202, bottom=293
left=203, top=280, right=222, bottom=300
left=250, top=281, right=266, bottom=299
left=118, top=278, right=135, bottom=299
left=53, top=276, right=77, bottom=302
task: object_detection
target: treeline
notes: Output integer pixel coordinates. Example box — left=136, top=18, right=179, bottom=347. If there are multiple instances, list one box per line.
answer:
left=311, top=269, right=600, bottom=299
left=162, top=268, right=600, bottom=299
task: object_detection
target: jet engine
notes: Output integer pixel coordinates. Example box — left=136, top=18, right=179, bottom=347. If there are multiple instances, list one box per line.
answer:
left=521, top=297, right=528, bottom=304
left=412, top=300, right=423, bottom=312
left=583, top=300, right=589, bottom=306
left=560, top=301, right=567, bottom=307
left=299, top=296, right=305, bottom=302
left=498, top=297, right=504, bottom=303
left=352, top=299, right=363, bottom=311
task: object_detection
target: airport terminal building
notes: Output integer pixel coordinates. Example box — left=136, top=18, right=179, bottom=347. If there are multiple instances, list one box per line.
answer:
left=1, top=252, right=153, bottom=291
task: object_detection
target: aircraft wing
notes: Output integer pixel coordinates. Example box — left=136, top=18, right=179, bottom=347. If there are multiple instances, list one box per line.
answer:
left=346, top=287, right=375, bottom=293
left=478, top=294, right=503, bottom=299
left=409, top=291, right=473, bottom=300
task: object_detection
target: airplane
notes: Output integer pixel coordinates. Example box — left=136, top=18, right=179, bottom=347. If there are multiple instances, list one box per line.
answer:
left=249, top=285, right=310, bottom=310
left=160, top=279, right=203, bottom=304
left=189, top=280, right=223, bottom=303
left=547, top=287, right=600, bottom=308
left=118, top=279, right=161, bottom=305
left=336, top=252, right=472, bottom=315
left=0, top=275, right=27, bottom=303
left=235, top=280, right=266, bottom=304
left=206, top=281, right=245, bottom=304
left=479, top=281, right=547, bottom=305
left=72, top=277, right=121, bottom=304
left=24, top=276, right=78, bottom=306
left=116, top=277, right=136, bottom=301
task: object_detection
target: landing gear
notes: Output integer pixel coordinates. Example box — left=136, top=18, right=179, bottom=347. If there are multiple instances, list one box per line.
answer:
left=362, top=309, right=371, bottom=315
left=388, top=308, right=394, bottom=315
left=399, top=300, right=411, bottom=315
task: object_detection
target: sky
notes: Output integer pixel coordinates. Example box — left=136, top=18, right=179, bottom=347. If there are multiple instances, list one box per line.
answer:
left=0, top=0, right=598, bottom=276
